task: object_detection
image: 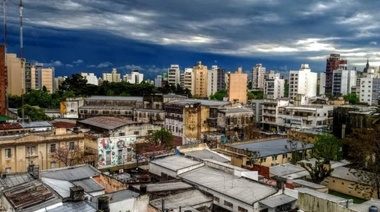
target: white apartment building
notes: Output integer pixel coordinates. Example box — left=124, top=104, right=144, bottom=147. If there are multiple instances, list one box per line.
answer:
left=183, top=68, right=194, bottom=95
left=289, top=64, right=317, bottom=99
left=102, top=68, right=121, bottom=82
left=261, top=99, right=290, bottom=132
left=332, top=69, right=357, bottom=96
left=123, top=70, right=144, bottom=84
left=81, top=73, right=99, bottom=85
left=207, top=65, right=218, bottom=97
left=265, top=70, right=280, bottom=80
left=319, top=73, right=326, bottom=95
left=252, top=64, right=266, bottom=90
left=167, top=64, right=181, bottom=86
left=264, top=77, right=285, bottom=99
left=360, top=73, right=380, bottom=105
left=155, top=75, right=162, bottom=87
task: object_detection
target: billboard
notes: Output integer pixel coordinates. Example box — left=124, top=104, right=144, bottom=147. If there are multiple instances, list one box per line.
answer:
left=97, top=135, right=137, bottom=169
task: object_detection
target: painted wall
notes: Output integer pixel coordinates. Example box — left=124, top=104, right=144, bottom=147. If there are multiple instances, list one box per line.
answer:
left=97, top=136, right=137, bottom=169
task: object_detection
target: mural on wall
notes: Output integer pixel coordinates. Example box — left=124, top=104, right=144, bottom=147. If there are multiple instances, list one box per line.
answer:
left=97, top=136, right=137, bottom=168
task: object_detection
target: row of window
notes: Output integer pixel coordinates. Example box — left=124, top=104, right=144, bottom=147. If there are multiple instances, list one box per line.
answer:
left=4, top=142, right=76, bottom=159
left=214, top=197, right=248, bottom=212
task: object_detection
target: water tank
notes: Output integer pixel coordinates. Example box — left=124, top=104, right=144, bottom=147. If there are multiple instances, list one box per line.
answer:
left=286, top=176, right=293, bottom=184
left=98, top=196, right=110, bottom=212
left=369, top=205, right=379, bottom=212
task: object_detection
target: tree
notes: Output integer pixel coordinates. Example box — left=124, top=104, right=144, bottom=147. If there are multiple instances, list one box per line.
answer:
left=23, top=89, right=53, bottom=108
left=298, top=161, right=334, bottom=184
left=370, top=105, right=380, bottom=125
left=18, top=104, right=50, bottom=121
left=343, top=126, right=380, bottom=198
left=50, top=144, right=88, bottom=166
left=146, top=128, right=174, bottom=150
left=343, top=93, right=359, bottom=104
left=210, top=89, right=227, bottom=101
left=313, top=133, right=342, bottom=163
left=59, top=74, right=88, bottom=96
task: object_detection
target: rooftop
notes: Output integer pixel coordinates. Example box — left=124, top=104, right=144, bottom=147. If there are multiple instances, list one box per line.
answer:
left=40, top=164, right=100, bottom=181
left=0, top=173, right=35, bottom=189
left=259, top=194, right=296, bottom=208
left=180, top=166, right=278, bottom=205
left=349, top=199, right=380, bottom=212
left=166, top=99, right=230, bottom=107
left=86, top=95, right=143, bottom=102
left=149, top=190, right=212, bottom=211
left=184, top=149, right=231, bottom=163
left=232, top=138, right=313, bottom=157
left=163, top=94, right=188, bottom=99
left=90, top=189, right=139, bottom=206
left=78, top=116, right=134, bottom=130
left=293, top=179, right=327, bottom=189
left=51, top=121, right=77, bottom=129
left=19, top=121, right=52, bottom=128
left=150, top=155, right=203, bottom=172
left=133, top=181, right=193, bottom=193
left=79, top=105, right=134, bottom=110
left=296, top=187, right=349, bottom=204
left=330, top=166, right=362, bottom=183
left=47, top=201, right=95, bottom=212
left=270, top=163, right=306, bottom=178
left=219, top=107, right=254, bottom=114
left=0, top=122, right=22, bottom=130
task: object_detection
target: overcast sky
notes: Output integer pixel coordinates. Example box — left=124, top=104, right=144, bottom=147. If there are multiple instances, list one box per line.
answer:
left=3, top=0, right=380, bottom=78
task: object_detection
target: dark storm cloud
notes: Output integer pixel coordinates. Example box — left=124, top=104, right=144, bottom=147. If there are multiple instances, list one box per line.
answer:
left=3, top=0, right=380, bottom=76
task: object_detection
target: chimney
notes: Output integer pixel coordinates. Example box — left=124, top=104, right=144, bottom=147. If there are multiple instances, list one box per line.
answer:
left=97, top=196, right=110, bottom=212
left=70, top=186, right=85, bottom=201
left=140, top=184, right=147, bottom=195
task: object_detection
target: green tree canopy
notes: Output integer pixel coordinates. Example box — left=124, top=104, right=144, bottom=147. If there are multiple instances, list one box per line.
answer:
left=18, top=104, right=50, bottom=121
left=59, top=74, right=88, bottom=96
left=313, top=133, right=342, bottom=163
left=23, top=89, right=53, bottom=109
left=146, top=128, right=174, bottom=150
left=343, top=93, right=359, bottom=104
left=210, top=89, right=227, bottom=101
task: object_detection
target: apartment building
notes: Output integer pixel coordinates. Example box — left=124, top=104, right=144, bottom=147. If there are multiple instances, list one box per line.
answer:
left=252, top=63, right=266, bottom=90
left=359, top=73, right=380, bottom=105
left=31, top=63, right=55, bottom=93
left=124, top=70, right=144, bottom=84
left=264, top=75, right=285, bottom=100
left=332, top=68, right=357, bottom=96
left=319, top=73, right=326, bottom=95
left=228, top=67, right=248, bottom=104
left=0, top=46, right=6, bottom=116
left=216, top=67, right=226, bottom=91
left=261, top=99, right=290, bottom=132
left=325, top=53, right=347, bottom=94
left=207, top=65, right=218, bottom=97
left=6, top=53, right=25, bottom=96
left=81, top=72, right=99, bottom=85
left=167, top=64, right=180, bottom=86
left=102, top=68, right=121, bottom=82
left=289, top=64, right=317, bottom=99
left=192, top=61, right=208, bottom=98
left=182, top=68, right=194, bottom=94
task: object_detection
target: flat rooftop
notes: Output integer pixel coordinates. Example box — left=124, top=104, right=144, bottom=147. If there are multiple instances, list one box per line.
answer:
left=232, top=138, right=313, bottom=157
left=185, top=149, right=231, bottom=163
left=150, top=190, right=212, bottom=211
left=86, top=96, right=143, bottom=102
left=78, top=116, right=135, bottom=130
left=166, top=99, right=230, bottom=107
left=133, top=181, right=193, bottom=192
left=150, top=155, right=203, bottom=172
left=40, top=164, right=100, bottom=181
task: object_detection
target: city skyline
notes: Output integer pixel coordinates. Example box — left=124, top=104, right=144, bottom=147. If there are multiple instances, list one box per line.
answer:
left=2, top=0, right=380, bottom=78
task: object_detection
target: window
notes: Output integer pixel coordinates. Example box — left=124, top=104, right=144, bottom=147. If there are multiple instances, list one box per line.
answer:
left=119, top=132, right=125, bottom=136
left=27, top=146, right=36, bottom=156
left=69, top=142, right=75, bottom=150
left=5, top=149, right=12, bottom=158
left=50, top=144, right=56, bottom=153
left=261, top=157, right=267, bottom=162
left=134, top=131, right=140, bottom=135
left=224, top=200, right=233, bottom=208
left=272, top=155, right=278, bottom=160
left=238, top=206, right=248, bottom=212
left=214, top=196, right=220, bottom=203
left=5, top=167, right=11, bottom=173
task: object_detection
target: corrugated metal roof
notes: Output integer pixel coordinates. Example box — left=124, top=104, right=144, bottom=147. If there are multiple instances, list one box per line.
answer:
left=20, top=121, right=52, bottom=128
left=72, top=178, right=104, bottom=193
left=185, top=149, right=231, bottom=163
left=0, top=173, right=35, bottom=189
left=41, top=177, right=74, bottom=198
left=133, top=182, right=193, bottom=192
left=78, top=116, right=133, bottom=130
left=150, top=155, right=203, bottom=172
left=259, top=194, right=296, bottom=208
left=149, top=190, right=212, bottom=210
left=40, top=165, right=100, bottom=181
left=47, top=201, right=96, bottom=212
left=86, top=96, right=143, bottom=102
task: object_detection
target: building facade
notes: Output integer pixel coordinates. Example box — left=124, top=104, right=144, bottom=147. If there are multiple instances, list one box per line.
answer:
left=182, top=68, right=194, bottom=94
left=252, top=63, right=266, bottom=90
left=6, top=53, right=25, bottom=96
left=216, top=67, right=226, bottom=91
left=102, top=68, right=121, bottom=83
left=264, top=77, right=285, bottom=99
left=332, top=69, right=357, bottom=96
left=289, top=64, right=317, bottom=99
left=0, top=46, right=6, bottom=116
left=228, top=67, right=248, bottom=104
left=31, top=64, right=55, bottom=93
left=192, top=61, right=208, bottom=98
left=81, top=73, right=99, bottom=85
left=325, top=53, right=347, bottom=95
left=124, top=70, right=144, bottom=84
left=359, top=73, right=380, bottom=106
left=319, top=73, right=326, bottom=95
left=167, top=64, right=180, bottom=86
left=207, top=65, right=218, bottom=97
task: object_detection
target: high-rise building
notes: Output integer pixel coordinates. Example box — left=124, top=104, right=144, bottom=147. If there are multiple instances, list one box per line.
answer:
left=359, top=70, right=380, bottom=106
left=31, top=64, right=55, bottom=93
left=319, top=73, right=326, bottom=96
left=6, top=53, right=25, bottom=96
left=228, top=67, right=248, bottom=104
left=183, top=68, right=194, bottom=94
left=332, top=69, right=357, bottom=96
left=325, top=54, right=347, bottom=95
left=167, top=65, right=180, bottom=86
left=0, top=46, right=6, bottom=116
left=252, top=64, right=266, bottom=90
left=265, top=70, right=280, bottom=80
left=102, top=68, right=121, bottom=82
left=207, top=65, right=218, bottom=97
left=192, top=61, right=208, bottom=98
left=264, top=72, right=285, bottom=100
left=216, top=67, right=226, bottom=91
left=81, top=73, right=98, bottom=85
left=123, top=70, right=143, bottom=84
left=155, top=75, right=162, bottom=87
left=289, top=64, right=318, bottom=99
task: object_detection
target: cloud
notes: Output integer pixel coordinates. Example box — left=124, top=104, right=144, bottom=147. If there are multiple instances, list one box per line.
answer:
left=370, top=41, right=378, bottom=46
left=72, top=59, right=84, bottom=64
left=96, top=62, right=113, bottom=69
left=66, top=64, right=74, bottom=68
left=125, top=65, right=143, bottom=70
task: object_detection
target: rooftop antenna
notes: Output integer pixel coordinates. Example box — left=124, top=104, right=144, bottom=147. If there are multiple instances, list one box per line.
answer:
left=3, top=0, right=8, bottom=119
left=19, top=0, right=25, bottom=123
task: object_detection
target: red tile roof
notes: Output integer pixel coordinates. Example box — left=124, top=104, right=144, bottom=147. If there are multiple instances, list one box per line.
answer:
left=0, top=123, right=22, bottom=130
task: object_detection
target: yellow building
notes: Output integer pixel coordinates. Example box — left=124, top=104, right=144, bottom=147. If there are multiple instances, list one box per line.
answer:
left=0, top=131, right=86, bottom=173
left=102, top=68, right=121, bottom=82
left=31, top=64, right=55, bottom=93
left=6, top=53, right=25, bottom=96
left=228, top=67, right=248, bottom=104
left=192, top=61, right=208, bottom=98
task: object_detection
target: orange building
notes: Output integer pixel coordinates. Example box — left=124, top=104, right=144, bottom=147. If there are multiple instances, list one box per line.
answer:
left=0, top=46, right=6, bottom=116
left=228, top=67, right=248, bottom=104
left=192, top=61, right=208, bottom=98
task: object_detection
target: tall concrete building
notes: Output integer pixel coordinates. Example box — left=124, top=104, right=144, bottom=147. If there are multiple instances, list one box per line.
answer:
left=264, top=76, right=285, bottom=99
left=192, top=61, right=208, bottom=98
left=289, top=64, right=318, bottom=99
left=6, top=54, right=25, bottom=96
left=182, top=68, right=193, bottom=94
left=0, top=46, right=6, bottom=116
left=319, top=73, right=326, bottom=95
left=207, top=65, right=218, bottom=97
left=325, top=54, right=347, bottom=95
left=228, top=67, right=248, bottom=104
left=252, top=63, right=266, bottom=90
left=31, top=64, right=55, bottom=93
left=167, top=65, right=181, bottom=86
left=81, top=73, right=98, bottom=85
left=265, top=70, right=280, bottom=80
left=54, top=76, right=67, bottom=91
left=123, top=70, right=143, bottom=84
left=332, top=69, right=357, bottom=96
left=102, top=68, right=121, bottom=82
left=216, top=67, right=226, bottom=91
left=155, top=75, right=162, bottom=87
left=359, top=71, right=380, bottom=105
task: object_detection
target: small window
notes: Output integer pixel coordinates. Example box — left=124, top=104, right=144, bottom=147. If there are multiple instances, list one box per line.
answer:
left=5, top=167, right=11, bottom=173
left=224, top=200, right=233, bottom=208
left=119, top=132, right=125, bottom=136
left=238, top=206, right=248, bottom=212
left=272, top=155, right=278, bottom=160
left=214, top=196, right=220, bottom=203
left=134, top=131, right=140, bottom=135
left=69, top=142, right=75, bottom=150
left=5, top=149, right=12, bottom=158
left=50, top=144, right=56, bottom=153
left=50, top=161, right=56, bottom=169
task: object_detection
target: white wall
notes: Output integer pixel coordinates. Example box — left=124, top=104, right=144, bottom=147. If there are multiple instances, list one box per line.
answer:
left=207, top=67, right=218, bottom=97
left=149, top=163, right=177, bottom=178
